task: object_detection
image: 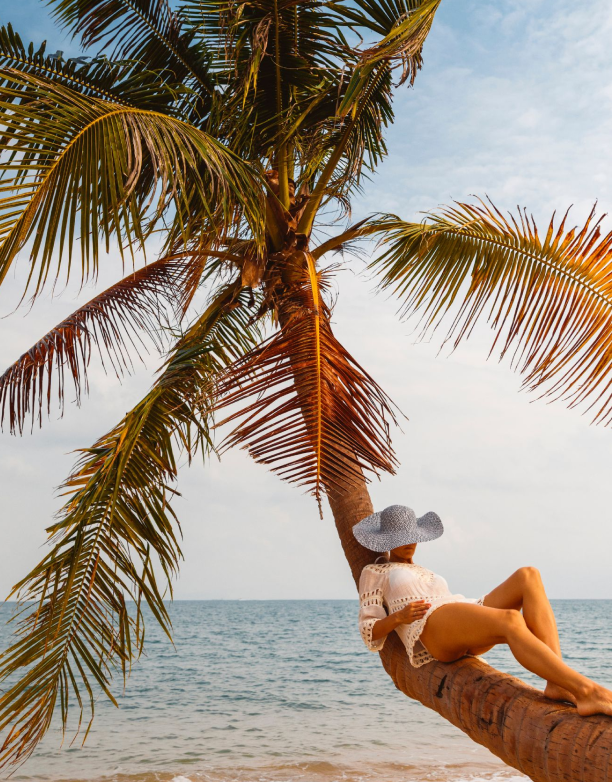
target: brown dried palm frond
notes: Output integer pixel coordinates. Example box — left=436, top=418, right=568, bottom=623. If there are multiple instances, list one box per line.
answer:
left=370, top=201, right=612, bottom=425
left=0, top=254, right=204, bottom=435
left=215, top=255, right=399, bottom=513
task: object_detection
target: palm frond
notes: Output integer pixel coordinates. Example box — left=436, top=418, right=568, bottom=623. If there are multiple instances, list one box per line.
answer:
left=297, top=64, right=393, bottom=232
left=216, top=255, right=399, bottom=513
left=330, top=0, right=430, bottom=38
left=330, top=64, right=393, bottom=195
left=189, top=0, right=348, bottom=161
left=311, top=215, right=391, bottom=259
left=339, top=0, right=440, bottom=116
left=0, top=282, right=260, bottom=769
left=0, top=254, right=207, bottom=435
left=370, top=201, right=612, bottom=425
left=294, top=0, right=439, bottom=225
left=49, top=0, right=213, bottom=107
left=0, top=24, right=202, bottom=117
left=0, top=70, right=265, bottom=297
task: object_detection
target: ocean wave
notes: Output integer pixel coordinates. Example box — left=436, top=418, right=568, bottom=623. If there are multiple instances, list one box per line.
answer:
left=35, top=761, right=526, bottom=782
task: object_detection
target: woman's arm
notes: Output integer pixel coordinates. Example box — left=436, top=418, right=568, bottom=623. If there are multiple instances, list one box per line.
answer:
left=371, top=601, right=432, bottom=642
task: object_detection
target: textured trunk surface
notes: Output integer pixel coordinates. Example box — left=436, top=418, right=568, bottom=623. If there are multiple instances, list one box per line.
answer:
left=327, top=478, right=612, bottom=782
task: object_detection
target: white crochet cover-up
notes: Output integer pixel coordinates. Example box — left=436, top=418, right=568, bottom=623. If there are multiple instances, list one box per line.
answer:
left=358, top=561, right=486, bottom=667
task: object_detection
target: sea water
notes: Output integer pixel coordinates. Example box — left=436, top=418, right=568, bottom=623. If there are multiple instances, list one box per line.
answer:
left=1, top=600, right=611, bottom=782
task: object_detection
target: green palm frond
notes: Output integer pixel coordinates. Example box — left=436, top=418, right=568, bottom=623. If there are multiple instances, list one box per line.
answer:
left=297, top=0, right=437, bottom=223
left=49, top=0, right=214, bottom=109
left=336, top=0, right=439, bottom=133
left=216, top=256, right=399, bottom=513
left=311, top=214, right=392, bottom=259
left=0, top=24, right=202, bottom=117
left=297, top=64, right=394, bottom=232
left=324, top=65, right=393, bottom=207
left=297, top=0, right=439, bottom=220
left=0, top=70, right=265, bottom=296
left=370, top=201, right=612, bottom=425
left=181, top=0, right=349, bottom=162
left=0, top=283, right=261, bottom=768
left=0, top=253, right=208, bottom=435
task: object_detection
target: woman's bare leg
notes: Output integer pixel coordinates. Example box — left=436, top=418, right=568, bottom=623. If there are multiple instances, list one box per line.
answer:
left=483, top=567, right=560, bottom=650
left=419, top=603, right=612, bottom=717
left=482, top=567, right=571, bottom=702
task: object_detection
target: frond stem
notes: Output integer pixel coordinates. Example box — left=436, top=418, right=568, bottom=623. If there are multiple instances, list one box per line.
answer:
left=1, top=61, right=132, bottom=107
left=273, top=0, right=289, bottom=209
left=312, top=221, right=387, bottom=259
left=306, top=253, right=323, bottom=509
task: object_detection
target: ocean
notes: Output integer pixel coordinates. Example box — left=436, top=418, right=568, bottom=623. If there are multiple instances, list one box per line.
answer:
left=1, top=600, right=611, bottom=782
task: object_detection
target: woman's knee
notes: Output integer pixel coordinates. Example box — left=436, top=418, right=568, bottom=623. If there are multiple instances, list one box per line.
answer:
left=516, top=566, right=542, bottom=584
left=496, top=608, right=527, bottom=643
left=499, top=608, right=527, bottom=640
left=513, top=566, right=543, bottom=595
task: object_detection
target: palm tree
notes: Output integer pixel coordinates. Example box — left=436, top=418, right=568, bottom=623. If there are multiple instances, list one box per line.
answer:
left=1, top=1, right=612, bottom=778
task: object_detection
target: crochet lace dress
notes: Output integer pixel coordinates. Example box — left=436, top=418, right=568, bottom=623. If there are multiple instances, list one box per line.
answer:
left=358, top=561, right=486, bottom=667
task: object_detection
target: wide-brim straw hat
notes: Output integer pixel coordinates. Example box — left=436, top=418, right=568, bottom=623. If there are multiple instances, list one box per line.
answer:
left=352, top=504, right=443, bottom=552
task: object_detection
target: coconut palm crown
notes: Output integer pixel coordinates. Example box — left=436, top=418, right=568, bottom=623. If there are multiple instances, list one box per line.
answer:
left=2, top=0, right=612, bottom=773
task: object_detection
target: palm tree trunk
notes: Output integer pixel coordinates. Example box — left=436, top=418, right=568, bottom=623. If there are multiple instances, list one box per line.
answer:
left=327, top=477, right=612, bottom=782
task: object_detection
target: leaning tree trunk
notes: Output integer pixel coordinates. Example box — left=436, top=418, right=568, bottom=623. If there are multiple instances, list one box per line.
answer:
left=327, top=478, right=612, bottom=782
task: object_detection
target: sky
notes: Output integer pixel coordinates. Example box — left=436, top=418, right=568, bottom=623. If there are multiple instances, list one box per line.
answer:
left=1, top=0, right=612, bottom=601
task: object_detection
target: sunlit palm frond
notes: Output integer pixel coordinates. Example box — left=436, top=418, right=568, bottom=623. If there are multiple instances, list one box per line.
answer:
left=0, top=254, right=207, bottom=435
left=329, top=0, right=440, bottom=180
left=330, top=0, right=429, bottom=38
left=296, top=0, right=438, bottom=220
left=216, top=255, right=399, bottom=513
left=0, top=70, right=264, bottom=296
left=326, top=64, right=393, bottom=204
left=370, top=201, right=612, bottom=425
left=0, top=283, right=260, bottom=768
left=289, top=2, right=439, bottom=230
left=344, top=0, right=441, bottom=90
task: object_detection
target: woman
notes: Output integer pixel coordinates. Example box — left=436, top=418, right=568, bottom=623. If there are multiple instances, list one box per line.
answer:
left=355, top=504, right=612, bottom=717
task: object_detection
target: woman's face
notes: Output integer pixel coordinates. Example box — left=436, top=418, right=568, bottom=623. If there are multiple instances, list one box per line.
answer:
left=390, top=543, right=417, bottom=560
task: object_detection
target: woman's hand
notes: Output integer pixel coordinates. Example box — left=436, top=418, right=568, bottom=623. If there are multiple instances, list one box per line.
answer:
left=393, top=600, right=431, bottom=625
left=371, top=600, right=432, bottom=642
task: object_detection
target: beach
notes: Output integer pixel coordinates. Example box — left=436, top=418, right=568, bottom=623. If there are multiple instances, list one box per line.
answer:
left=1, top=599, right=610, bottom=782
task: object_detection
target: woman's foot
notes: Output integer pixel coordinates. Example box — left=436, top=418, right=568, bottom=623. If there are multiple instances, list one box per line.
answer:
left=544, top=682, right=576, bottom=705
left=575, top=684, right=612, bottom=717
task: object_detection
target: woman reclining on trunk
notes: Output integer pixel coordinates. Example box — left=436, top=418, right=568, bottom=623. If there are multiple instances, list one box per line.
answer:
left=355, top=504, right=612, bottom=716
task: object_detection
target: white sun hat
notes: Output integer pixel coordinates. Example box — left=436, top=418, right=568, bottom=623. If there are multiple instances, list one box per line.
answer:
left=352, top=504, right=444, bottom=552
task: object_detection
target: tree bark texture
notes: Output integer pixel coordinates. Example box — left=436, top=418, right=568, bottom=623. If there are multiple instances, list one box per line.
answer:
left=327, top=477, right=612, bottom=782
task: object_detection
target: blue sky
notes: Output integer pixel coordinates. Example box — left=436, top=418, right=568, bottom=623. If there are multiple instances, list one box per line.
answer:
left=1, top=0, right=612, bottom=601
